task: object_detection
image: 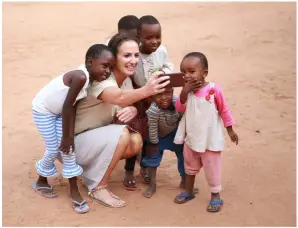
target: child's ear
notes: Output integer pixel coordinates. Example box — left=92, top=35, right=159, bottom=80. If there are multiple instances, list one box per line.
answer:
left=86, top=57, right=93, bottom=68
left=203, top=69, right=208, bottom=78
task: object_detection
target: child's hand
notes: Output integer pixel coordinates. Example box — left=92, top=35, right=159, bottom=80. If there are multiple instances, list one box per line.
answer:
left=227, top=128, right=239, bottom=145
left=183, top=79, right=202, bottom=93
left=145, top=143, right=159, bottom=157
left=59, top=136, right=75, bottom=154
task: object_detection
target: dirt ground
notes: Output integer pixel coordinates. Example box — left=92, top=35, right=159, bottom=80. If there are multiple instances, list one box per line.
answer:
left=2, top=2, right=296, bottom=227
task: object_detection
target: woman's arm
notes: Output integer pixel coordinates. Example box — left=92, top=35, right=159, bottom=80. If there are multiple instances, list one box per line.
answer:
left=98, top=73, right=170, bottom=107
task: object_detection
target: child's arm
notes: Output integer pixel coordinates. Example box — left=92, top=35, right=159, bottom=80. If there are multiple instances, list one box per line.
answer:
left=146, top=105, right=159, bottom=144
left=214, top=85, right=239, bottom=145
left=145, top=104, right=160, bottom=156
left=60, top=71, right=87, bottom=153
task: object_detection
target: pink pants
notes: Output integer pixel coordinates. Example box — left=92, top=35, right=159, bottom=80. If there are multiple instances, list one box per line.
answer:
left=183, top=144, right=222, bottom=193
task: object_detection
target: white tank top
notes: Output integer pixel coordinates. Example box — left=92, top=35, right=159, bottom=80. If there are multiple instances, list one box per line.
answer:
left=32, top=64, right=90, bottom=115
left=174, top=82, right=225, bottom=152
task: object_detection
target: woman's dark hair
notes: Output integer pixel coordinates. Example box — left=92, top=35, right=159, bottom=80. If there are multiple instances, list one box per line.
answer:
left=85, top=44, right=113, bottom=64
left=108, top=33, right=139, bottom=56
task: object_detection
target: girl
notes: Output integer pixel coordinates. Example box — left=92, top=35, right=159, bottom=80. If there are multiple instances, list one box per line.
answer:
left=31, top=44, right=115, bottom=213
left=124, top=15, right=174, bottom=190
left=174, top=52, right=239, bottom=213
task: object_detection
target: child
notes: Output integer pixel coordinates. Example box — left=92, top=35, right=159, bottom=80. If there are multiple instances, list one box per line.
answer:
left=141, top=87, right=187, bottom=198
left=31, top=44, right=115, bottom=214
left=174, top=52, right=239, bottom=213
left=124, top=15, right=175, bottom=189
left=105, top=15, right=139, bottom=45
left=133, top=15, right=173, bottom=87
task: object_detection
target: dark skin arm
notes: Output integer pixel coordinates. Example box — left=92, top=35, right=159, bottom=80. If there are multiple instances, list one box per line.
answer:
left=226, top=126, right=239, bottom=145
left=59, top=70, right=87, bottom=153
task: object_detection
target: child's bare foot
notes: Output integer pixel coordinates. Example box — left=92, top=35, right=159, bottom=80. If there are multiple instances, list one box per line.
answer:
left=140, top=167, right=150, bottom=184
left=142, top=184, right=156, bottom=198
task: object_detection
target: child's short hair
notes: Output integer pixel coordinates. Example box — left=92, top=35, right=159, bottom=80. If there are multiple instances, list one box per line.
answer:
left=183, top=52, right=208, bottom=70
left=137, top=15, right=160, bottom=33
left=118, top=15, right=139, bottom=31
left=85, top=44, right=113, bottom=64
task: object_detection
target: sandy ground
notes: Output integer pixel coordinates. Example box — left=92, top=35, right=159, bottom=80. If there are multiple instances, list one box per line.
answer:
left=2, top=2, right=296, bottom=227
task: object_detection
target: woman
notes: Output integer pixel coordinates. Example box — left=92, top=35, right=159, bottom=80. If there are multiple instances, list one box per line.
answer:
left=70, top=33, right=170, bottom=208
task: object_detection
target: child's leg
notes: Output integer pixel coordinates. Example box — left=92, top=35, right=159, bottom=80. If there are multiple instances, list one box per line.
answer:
left=174, top=144, right=202, bottom=204
left=55, top=116, right=84, bottom=204
left=142, top=138, right=164, bottom=198
left=140, top=140, right=150, bottom=184
left=201, top=150, right=223, bottom=212
left=123, top=156, right=137, bottom=190
left=32, top=111, right=59, bottom=196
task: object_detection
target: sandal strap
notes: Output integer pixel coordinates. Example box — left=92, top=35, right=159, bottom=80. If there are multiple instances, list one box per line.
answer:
left=91, top=185, right=108, bottom=192
left=36, top=186, right=53, bottom=190
left=179, top=192, right=193, bottom=198
left=210, top=199, right=223, bottom=205
left=72, top=200, right=87, bottom=206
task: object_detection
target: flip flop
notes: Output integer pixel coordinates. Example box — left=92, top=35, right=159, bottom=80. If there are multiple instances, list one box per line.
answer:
left=31, top=183, right=58, bottom=198
left=174, top=192, right=195, bottom=204
left=123, top=179, right=137, bottom=191
left=72, top=199, right=89, bottom=214
left=207, top=199, right=224, bottom=213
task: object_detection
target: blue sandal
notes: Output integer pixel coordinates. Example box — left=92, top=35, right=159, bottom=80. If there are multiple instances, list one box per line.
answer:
left=207, top=199, right=223, bottom=212
left=174, top=192, right=195, bottom=204
left=72, top=200, right=89, bottom=214
left=31, top=183, right=57, bottom=198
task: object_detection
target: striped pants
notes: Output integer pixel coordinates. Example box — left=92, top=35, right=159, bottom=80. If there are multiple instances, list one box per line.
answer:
left=32, top=110, right=83, bottom=178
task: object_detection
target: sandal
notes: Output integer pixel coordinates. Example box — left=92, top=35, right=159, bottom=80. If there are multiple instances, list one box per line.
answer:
left=207, top=199, right=223, bottom=213
left=31, top=183, right=57, bottom=198
left=88, top=185, right=126, bottom=208
left=72, top=200, right=89, bottom=214
left=123, top=179, right=137, bottom=191
left=174, top=192, right=195, bottom=204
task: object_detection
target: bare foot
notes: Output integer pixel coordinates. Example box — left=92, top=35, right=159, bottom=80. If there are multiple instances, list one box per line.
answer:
left=142, top=184, right=156, bottom=198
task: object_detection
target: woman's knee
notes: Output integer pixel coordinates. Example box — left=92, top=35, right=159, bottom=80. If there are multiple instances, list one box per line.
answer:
left=117, top=127, right=130, bottom=148
left=130, top=132, right=143, bottom=154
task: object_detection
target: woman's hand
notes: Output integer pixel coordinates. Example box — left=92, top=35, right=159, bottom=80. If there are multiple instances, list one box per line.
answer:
left=145, top=72, right=170, bottom=96
left=116, top=106, right=138, bottom=123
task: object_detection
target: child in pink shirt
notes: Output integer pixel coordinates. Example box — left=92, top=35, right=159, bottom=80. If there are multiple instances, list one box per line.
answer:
left=173, top=52, right=239, bottom=213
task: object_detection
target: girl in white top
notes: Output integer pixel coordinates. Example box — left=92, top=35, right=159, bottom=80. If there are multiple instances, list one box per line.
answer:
left=124, top=15, right=174, bottom=189
left=173, top=52, right=239, bottom=213
left=31, top=44, right=115, bottom=214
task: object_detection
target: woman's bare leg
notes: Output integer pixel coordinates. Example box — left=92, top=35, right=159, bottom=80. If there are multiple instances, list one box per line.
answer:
left=98, top=128, right=130, bottom=186
left=122, top=132, right=143, bottom=159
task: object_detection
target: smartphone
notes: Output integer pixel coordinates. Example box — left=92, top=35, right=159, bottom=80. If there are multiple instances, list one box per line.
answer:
left=158, top=73, right=185, bottom=88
